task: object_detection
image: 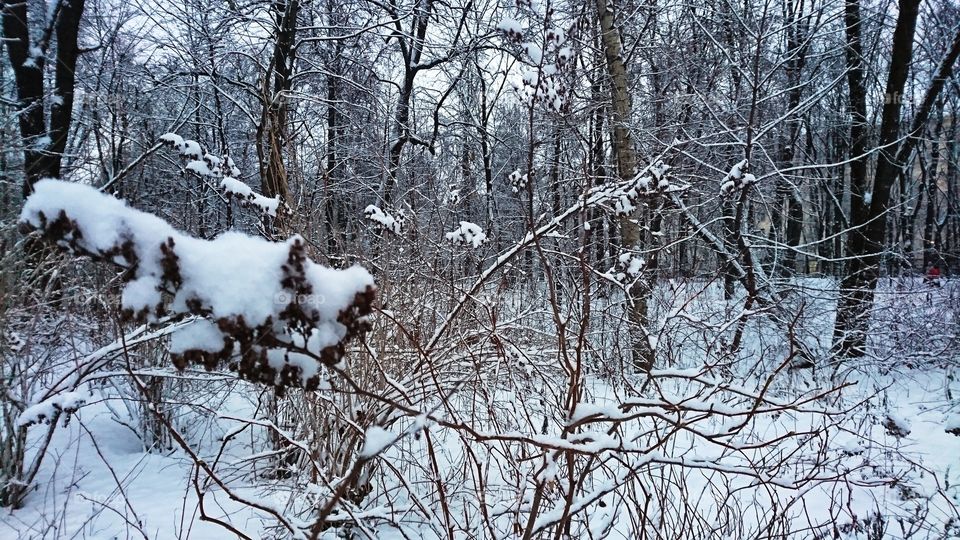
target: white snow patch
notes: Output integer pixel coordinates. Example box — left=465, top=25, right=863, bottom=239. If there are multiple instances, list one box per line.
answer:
left=170, top=319, right=225, bottom=354
left=445, top=221, right=487, bottom=248
left=359, top=426, right=395, bottom=458
left=364, top=205, right=403, bottom=234
left=17, top=391, right=89, bottom=427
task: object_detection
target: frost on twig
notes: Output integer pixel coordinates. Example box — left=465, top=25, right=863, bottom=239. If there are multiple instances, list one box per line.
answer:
left=19, top=180, right=376, bottom=393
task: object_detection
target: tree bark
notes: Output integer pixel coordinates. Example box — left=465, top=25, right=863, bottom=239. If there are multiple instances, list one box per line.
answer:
left=2, top=0, right=84, bottom=197
left=833, top=0, right=960, bottom=357
left=596, top=0, right=655, bottom=371
left=258, top=0, right=298, bottom=231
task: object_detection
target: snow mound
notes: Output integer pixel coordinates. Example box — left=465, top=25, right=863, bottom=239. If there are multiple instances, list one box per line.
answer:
left=944, top=413, right=960, bottom=436
left=883, top=412, right=911, bottom=438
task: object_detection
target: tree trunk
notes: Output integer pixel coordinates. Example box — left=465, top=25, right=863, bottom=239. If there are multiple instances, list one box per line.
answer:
left=48, top=0, right=85, bottom=180
left=923, top=103, right=945, bottom=268
left=833, top=0, right=960, bottom=357
left=771, top=0, right=808, bottom=276
left=383, top=0, right=435, bottom=206
left=2, top=0, right=85, bottom=197
left=596, top=0, right=655, bottom=371
left=259, top=0, right=298, bottom=232
left=325, top=30, right=342, bottom=259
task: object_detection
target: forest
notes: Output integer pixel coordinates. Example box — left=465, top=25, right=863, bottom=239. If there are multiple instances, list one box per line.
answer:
left=1, top=0, right=960, bottom=537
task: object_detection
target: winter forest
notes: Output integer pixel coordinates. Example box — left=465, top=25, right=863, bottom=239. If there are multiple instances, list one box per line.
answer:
left=2, top=0, right=960, bottom=537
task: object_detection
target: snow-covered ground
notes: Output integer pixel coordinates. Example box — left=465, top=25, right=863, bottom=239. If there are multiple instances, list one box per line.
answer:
left=3, top=278, right=960, bottom=539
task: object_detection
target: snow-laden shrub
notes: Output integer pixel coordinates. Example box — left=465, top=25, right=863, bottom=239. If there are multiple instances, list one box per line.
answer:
left=19, top=180, right=376, bottom=393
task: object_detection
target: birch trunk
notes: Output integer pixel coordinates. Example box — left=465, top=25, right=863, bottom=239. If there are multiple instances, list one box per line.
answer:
left=596, top=0, right=654, bottom=371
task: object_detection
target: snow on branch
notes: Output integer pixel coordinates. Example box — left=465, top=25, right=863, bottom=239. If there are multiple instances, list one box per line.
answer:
left=609, top=251, right=645, bottom=284
left=363, top=204, right=404, bottom=234
left=221, top=176, right=281, bottom=217
left=719, top=159, right=756, bottom=196
left=508, top=169, right=529, bottom=193
left=498, top=4, right=580, bottom=114
left=496, top=17, right=525, bottom=41
left=445, top=221, right=487, bottom=248
left=160, top=132, right=283, bottom=218
left=16, top=391, right=89, bottom=428
left=589, top=160, right=675, bottom=215
left=19, top=180, right=376, bottom=393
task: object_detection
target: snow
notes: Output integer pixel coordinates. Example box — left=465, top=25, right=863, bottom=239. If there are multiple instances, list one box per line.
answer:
left=719, top=159, right=752, bottom=195
left=219, top=176, right=280, bottom=216
left=727, top=159, right=747, bottom=180
left=884, top=412, right=912, bottom=437
left=250, top=193, right=281, bottom=217
left=622, top=253, right=644, bottom=276
left=23, top=46, right=42, bottom=68
left=445, top=221, right=487, bottom=248
left=359, top=426, right=396, bottom=458
left=521, top=69, right=538, bottom=87
left=20, top=179, right=375, bottom=387
left=946, top=413, right=960, bottom=435
left=522, top=42, right=542, bottom=64
left=586, top=160, right=677, bottom=216
left=5, top=391, right=278, bottom=538
left=496, top=17, right=524, bottom=38
left=363, top=204, right=403, bottom=234
left=6, top=278, right=960, bottom=538
left=159, top=132, right=184, bottom=148
left=32, top=135, right=51, bottom=149
left=203, top=153, right=222, bottom=168
left=221, top=175, right=253, bottom=198
left=508, top=170, right=528, bottom=193
left=179, top=139, right=204, bottom=158
left=121, top=275, right=162, bottom=320
left=170, top=318, right=225, bottom=354
left=17, top=391, right=89, bottom=427
left=227, top=156, right=241, bottom=177
left=185, top=159, right=213, bottom=176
